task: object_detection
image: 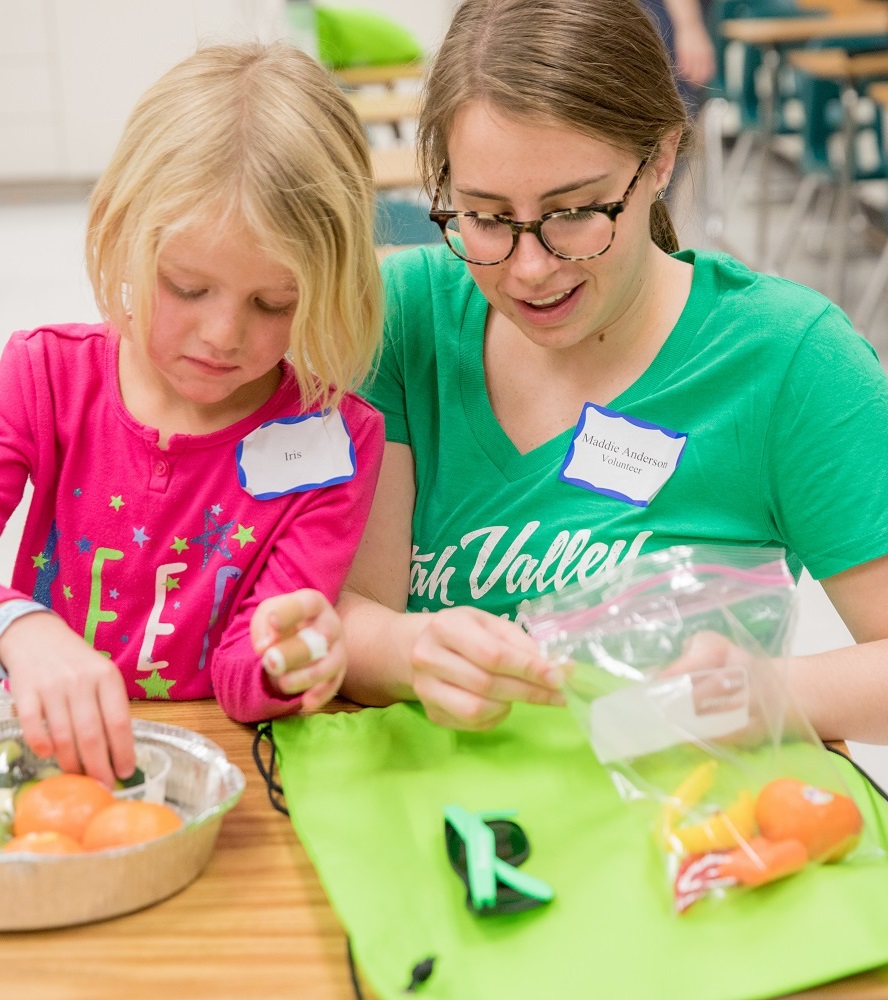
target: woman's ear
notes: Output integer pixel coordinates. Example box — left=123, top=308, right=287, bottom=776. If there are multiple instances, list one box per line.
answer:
left=652, top=127, right=682, bottom=194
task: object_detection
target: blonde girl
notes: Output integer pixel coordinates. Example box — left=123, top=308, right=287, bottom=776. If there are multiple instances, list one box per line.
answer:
left=0, top=42, right=384, bottom=784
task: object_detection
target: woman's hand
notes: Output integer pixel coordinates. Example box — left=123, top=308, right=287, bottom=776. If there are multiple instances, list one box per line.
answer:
left=0, top=612, right=135, bottom=787
left=251, top=590, right=346, bottom=714
left=407, top=606, right=565, bottom=730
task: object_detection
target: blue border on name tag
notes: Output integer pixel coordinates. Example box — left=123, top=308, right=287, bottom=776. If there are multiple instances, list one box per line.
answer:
left=559, top=402, right=687, bottom=507
left=235, top=412, right=357, bottom=500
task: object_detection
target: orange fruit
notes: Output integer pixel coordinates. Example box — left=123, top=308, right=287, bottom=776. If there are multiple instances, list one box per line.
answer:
left=82, top=801, right=182, bottom=851
left=755, top=778, right=863, bottom=862
left=13, top=773, right=115, bottom=841
left=2, top=831, right=84, bottom=854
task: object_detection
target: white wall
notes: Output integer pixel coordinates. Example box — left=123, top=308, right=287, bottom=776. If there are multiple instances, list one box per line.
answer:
left=0, top=0, right=288, bottom=182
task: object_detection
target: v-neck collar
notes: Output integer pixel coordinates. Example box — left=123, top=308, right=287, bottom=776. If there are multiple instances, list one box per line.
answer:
left=458, top=249, right=712, bottom=482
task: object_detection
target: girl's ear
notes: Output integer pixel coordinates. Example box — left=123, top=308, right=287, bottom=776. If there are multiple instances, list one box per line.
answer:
left=652, top=127, right=682, bottom=194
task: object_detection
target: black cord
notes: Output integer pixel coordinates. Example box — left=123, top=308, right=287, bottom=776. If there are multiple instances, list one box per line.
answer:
left=346, top=938, right=366, bottom=1000
left=251, top=722, right=290, bottom=815
left=346, top=939, right=436, bottom=998
left=404, top=957, right=436, bottom=992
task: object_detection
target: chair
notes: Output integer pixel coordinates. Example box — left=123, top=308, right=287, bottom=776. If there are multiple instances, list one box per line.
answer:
left=700, top=0, right=812, bottom=251
left=854, top=79, right=888, bottom=335
left=764, top=39, right=888, bottom=277
left=374, top=196, right=444, bottom=249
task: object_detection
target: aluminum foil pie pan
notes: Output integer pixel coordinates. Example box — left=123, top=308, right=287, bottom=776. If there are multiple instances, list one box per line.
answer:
left=0, top=717, right=246, bottom=930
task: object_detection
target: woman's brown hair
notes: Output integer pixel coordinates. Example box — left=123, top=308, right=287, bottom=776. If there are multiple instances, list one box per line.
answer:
left=417, top=0, right=691, bottom=253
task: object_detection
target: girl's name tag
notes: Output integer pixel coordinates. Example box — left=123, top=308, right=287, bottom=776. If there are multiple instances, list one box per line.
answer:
left=236, top=411, right=356, bottom=500
left=560, top=402, right=687, bottom=507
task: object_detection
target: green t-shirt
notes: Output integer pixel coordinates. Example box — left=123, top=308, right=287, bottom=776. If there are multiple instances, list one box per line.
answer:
left=365, top=245, right=888, bottom=619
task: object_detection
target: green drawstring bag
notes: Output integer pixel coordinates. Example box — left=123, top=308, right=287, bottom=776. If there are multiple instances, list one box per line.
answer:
left=271, top=702, right=888, bottom=1000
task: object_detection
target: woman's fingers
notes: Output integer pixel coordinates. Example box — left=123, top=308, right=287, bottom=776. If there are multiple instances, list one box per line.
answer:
left=420, top=608, right=559, bottom=688
left=415, top=674, right=512, bottom=731
left=407, top=607, right=565, bottom=729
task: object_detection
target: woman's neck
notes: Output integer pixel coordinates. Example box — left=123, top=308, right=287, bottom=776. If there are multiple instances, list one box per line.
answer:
left=482, top=250, right=692, bottom=454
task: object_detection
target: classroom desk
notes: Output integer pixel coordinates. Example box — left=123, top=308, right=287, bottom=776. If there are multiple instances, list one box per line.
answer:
left=370, top=145, right=423, bottom=191
left=785, top=46, right=888, bottom=304
left=719, top=4, right=888, bottom=271
left=334, top=62, right=424, bottom=89
left=345, top=91, right=420, bottom=128
left=856, top=80, right=888, bottom=329
left=0, top=700, right=887, bottom=999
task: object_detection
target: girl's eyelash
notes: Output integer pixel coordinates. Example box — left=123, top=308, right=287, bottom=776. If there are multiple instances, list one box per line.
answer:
left=163, top=276, right=205, bottom=300
left=162, top=275, right=293, bottom=315
left=255, top=300, right=294, bottom=316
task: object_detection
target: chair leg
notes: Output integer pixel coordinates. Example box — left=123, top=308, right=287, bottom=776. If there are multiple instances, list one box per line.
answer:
left=854, top=238, right=888, bottom=337
left=701, top=97, right=729, bottom=246
left=765, top=173, right=822, bottom=275
left=722, top=128, right=758, bottom=213
left=803, top=182, right=836, bottom=259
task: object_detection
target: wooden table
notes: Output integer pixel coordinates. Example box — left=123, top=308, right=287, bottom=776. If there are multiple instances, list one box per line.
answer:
left=346, top=91, right=420, bottom=128
left=719, top=4, right=888, bottom=272
left=335, top=62, right=424, bottom=89
left=370, top=145, right=422, bottom=191
left=1, top=700, right=887, bottom=998
left=0, top=700, right=369, bottom=1000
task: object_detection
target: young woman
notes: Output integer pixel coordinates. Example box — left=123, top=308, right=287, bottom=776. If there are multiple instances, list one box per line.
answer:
left=272, top=0, right=888, bottom=744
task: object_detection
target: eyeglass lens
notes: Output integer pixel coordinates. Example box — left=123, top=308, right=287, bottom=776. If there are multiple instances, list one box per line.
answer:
left=442, top=210, right=615, bottom=263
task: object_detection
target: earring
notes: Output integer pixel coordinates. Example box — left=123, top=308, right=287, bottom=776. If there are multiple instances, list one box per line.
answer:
left=655, top=188, right=667, bottom=202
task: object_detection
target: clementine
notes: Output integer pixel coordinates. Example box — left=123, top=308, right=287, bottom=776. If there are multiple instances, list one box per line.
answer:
left=2, top=831, right=85, bottom=854
left=13, top=773, right=115, bottom=841
left=755, top=778, right=863, bottom=862
left=82, top=800, right=182, bottom=851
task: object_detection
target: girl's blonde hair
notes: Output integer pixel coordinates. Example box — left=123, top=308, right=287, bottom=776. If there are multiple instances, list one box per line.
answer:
left=417, top=0, right=691, bottom=254
left=87, top=41, right=381, bottom=412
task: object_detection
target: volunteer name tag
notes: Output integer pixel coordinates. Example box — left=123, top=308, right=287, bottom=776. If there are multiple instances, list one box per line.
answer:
left=560, top=402, right=687, bottom=507
left=236, top=411, right=356, bottom=499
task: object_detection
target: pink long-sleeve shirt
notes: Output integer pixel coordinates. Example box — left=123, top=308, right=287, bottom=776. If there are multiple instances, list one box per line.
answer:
left=0, top=325, right=383, bottom=722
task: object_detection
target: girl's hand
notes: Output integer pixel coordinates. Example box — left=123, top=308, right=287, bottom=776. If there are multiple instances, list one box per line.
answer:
left=407, top=607, right=565, bottom=731
left=0, top=613, right=135, bottom=787
left=251, top=590, right=346, bottom=714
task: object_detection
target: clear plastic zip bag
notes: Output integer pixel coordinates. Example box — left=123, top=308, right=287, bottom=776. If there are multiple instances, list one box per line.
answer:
left=521, top=544, right=887, bottom=913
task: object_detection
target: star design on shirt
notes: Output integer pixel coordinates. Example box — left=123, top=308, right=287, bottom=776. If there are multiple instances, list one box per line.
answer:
left=109, top=589, right=119, bottom=600
left=191, top=509, right=235, bottom=570
left=173, top=601, right=181, bottom=610
left=32, top=553, right=49, bottom=570
left=135, top=670, right=176, bottom=699
left=121, top=635, right=129, bottom=644
left=164, top=577, right=181, bottom=592
left=76, top=535, right=92, bottom=554
left=109, top=495, right=124, bottom=511
left=211, top=504, right=223, bottom=516
left=73, top=488, right=82, bottom=497
left=63, top=585, right=73, bottom=600
left=232, top=524, right=256, bottom=548
left=170, top=537, right=189, bottom=554
left=132, top=527, right=150, bottom=548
